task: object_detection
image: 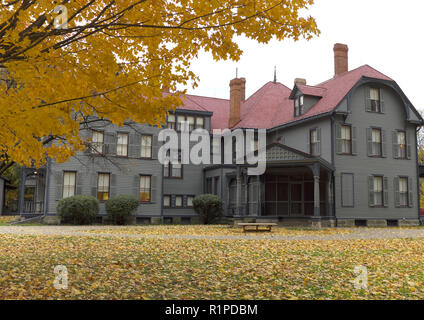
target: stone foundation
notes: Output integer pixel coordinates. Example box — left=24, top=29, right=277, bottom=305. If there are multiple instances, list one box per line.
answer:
left=337, top=219, right=355, bottom=228
left=42, top=215, right=60, bottom=225
left=398, top=219, right=420, bottom=227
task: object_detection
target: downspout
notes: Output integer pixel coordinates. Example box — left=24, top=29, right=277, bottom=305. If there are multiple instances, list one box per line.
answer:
left=416, top=125, right=422, bottom=223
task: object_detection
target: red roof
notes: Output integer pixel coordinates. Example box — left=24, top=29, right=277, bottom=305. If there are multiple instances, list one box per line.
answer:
left=177, top=64, right=394, bottom=130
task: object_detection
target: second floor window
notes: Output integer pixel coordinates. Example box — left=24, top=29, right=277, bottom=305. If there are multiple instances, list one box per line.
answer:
left=92, top=131, right=104, bottom=154
left=164, top=150, right=182, bottom=178
left=395, top=131, right=407, bottom=159
left=97, top=173, right=110, bottom=201
left=371, top=128, right=382, bottom=157
left=139, top=175, right=151, bottom=202
left=116, top=133, right=128, bottom=157
left=341, top=125, right=352, bottom=154
left=310, top=128, right=320, bottom=156
left=141, top=135, right=152, bottom=158
left=62, top=171, right=76, bottom=198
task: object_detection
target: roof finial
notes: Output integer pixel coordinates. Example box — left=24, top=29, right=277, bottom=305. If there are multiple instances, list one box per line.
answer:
left=273, top=66, right=277, bottom=83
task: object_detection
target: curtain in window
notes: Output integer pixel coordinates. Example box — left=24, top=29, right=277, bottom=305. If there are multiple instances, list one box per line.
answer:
left=63, top=172, right=76, bottom=198
left=139, top=176, right=151, bottom=202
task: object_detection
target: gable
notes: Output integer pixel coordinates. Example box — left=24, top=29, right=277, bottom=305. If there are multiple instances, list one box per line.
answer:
left=266, top=144, right=310, bottom=162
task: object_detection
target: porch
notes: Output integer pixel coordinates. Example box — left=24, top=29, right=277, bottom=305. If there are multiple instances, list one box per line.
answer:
left=227, top=143, right=335, bottom=226
left=17, top=168, right=47, bottom=217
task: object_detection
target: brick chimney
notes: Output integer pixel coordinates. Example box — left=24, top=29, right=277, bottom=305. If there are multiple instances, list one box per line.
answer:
left=294, top=78, right=307, bottom=86
left=229, top=77, right=246, bottom=128
left=333, top=43, right=349, bottom=76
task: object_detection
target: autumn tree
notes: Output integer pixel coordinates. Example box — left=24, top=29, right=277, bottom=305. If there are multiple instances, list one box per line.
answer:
left=0, top=0, right=319, bottom=174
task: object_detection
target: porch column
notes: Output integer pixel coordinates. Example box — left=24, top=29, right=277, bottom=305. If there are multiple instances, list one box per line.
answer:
left=310, top=163, right=320, bottom=217
left=18, top=168, right=26, bottom=214
left=243, top=172, right=249, bottom=216
left=235, top=167, right=242, bottom=216
left=326, top=171, right=333, bottom=217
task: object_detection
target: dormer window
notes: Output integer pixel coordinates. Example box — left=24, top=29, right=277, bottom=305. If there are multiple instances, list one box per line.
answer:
left=294, top=95, right=304, bottom=117
left=366, top=87, right=384, bottom=113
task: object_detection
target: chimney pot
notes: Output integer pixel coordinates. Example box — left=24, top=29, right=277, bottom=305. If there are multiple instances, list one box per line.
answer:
left=295, top=78, right=307, bottom=86
left=228, top=78, right=246, bottom=128
left=333, top=43, right=349, bottom=76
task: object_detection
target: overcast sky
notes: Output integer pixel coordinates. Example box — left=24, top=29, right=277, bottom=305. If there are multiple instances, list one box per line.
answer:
left=187, top=0, right=424, bottom=111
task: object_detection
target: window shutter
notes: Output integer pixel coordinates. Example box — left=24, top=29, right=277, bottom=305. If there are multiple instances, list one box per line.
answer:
left=129, top=133, right=140, bottom=158
left=133, top=133, right=141, bottom=158
left=110, top=174, right=117, bottom=197
left=392, top=131, right=399, bottom=159
left=365, top=87, right=372, bottom=112
left=307, top=133, right=311, bottom=155
left=90, top=173, right=97, bottom=197
left=406, top=130, right=411, bottom=159
left=381, top=129, right=387, bottom=158
left=368, top=176, right=374, bottom=207
left=379, top=88, right=385, bottom=113
left=171, top=195, right=176, bottom=208
left=133, top=175, right=139, bottom=198
left=383, top=177, right=389, bottom=207
left=151, top=175, right=157, bottom=203
left=53, top=171, right=63, bottom=200
left=394, top=176, right=400, bottom=208
left=408, top=177, right=413, bottom=208
left=104, top=132, right=116, bottom=156
left=183, top=195, right=188, bottom=208
left=335, top=123, right=342, bottom=154
left=152, top=135, right=159, bottom=160
left=76, top=172, right=84, bottom=195
left=366, top=128, right=372, bottom=156
left=352, top=126, right=358, bottom=155
left=317, top=128, right=321, bottom=156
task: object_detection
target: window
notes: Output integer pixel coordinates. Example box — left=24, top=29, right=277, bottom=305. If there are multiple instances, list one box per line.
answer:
left=397, top=131, right=407, bottom=159
left=399, top=177, right=408, bottom=207
left=341, top=173, right=354, bottom=207
left=62, top=171, right=76, bottom=198
left=369, top=88, right=381, bottom=113
left=141, top=135, right=152, bottom=158
left=187, top=116, right=195, bottom=131
left=139, top=175, right=151, bottom=202
left=294, top=95, right=304, bottom=117
left=97, top=173, right=110, bottom=201
left=163, top=195, right=171, bottom=208
left=371, top=128, right=382, bottom=157
left=187, top=196, right=195, bottom=207
left=167, top=114, right=176, bottom=129
left=92, top=131, right=104, bottom=154
left=116, top=133, right=128, bottom=157
left=310, top=129, right=320, bottom=156
left=164, top=150, right=182, bottom=178
left=341, top=125, right=352, bottom=154
left=175, top=195, right=183, bottom=207
left=373, top=176, right=383, bottom=207
left=196, top=117, right=204, bottom=129
left=177, top=115, right=186, bottom=131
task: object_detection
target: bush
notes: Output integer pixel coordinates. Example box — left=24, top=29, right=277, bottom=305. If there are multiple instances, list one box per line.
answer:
left=105, top=195, right=139, bottom=225
left=57, top=195, right=99, bottom=225
left=192, top=194, right=223, bottom=225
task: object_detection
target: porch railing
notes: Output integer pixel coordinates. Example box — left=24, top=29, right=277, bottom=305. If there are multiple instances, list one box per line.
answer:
left=23, top=201, right=44, bottom=214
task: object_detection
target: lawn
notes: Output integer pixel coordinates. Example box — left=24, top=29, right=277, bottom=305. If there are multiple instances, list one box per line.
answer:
left=1, top=226, right=424, bottom=299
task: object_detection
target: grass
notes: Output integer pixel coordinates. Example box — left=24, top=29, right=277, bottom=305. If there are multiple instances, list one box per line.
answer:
left=1, top=227, right=424, bottom=299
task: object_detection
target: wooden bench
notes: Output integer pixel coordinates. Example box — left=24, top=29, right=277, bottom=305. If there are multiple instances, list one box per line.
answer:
left=237, top=222, right=277, bottom=233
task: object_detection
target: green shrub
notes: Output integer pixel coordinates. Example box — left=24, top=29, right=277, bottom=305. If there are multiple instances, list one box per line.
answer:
left=192, top=194, right=223, bottom=225
left=105, top=195, right=139, bottom=225
left=57, top=195, right=99, bottom=225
